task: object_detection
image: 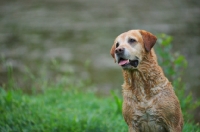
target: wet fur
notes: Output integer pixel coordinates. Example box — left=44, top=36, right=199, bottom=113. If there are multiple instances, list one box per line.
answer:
left=110, top=30, right=183, bottom=132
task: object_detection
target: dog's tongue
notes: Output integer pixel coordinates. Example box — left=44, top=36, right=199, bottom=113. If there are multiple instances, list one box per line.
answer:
left=118, top=60, right=129, bottom=66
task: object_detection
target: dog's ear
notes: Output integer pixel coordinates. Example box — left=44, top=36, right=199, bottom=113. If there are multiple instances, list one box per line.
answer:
left=110, top=43, right=116, bottom=62
left=139, top=30, right=157, bottom=52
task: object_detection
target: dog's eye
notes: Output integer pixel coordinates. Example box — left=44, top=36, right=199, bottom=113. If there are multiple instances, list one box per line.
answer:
left=128, top=38, right=136, bottom=44
left=116, top=42, right=119, bottom=48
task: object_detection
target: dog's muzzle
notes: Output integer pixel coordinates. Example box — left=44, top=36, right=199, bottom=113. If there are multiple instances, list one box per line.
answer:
left=115, top=47, right=139, bottom=68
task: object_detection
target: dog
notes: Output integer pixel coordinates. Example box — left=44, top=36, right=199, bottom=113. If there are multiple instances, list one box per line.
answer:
left=110, top=30, right=183, bottom=132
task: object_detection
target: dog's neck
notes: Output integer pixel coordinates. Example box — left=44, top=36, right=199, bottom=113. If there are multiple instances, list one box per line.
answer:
left=122, top=50, right=170, bottom=99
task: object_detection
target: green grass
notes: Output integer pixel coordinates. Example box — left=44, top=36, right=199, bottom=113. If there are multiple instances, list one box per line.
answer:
left=0, top=86, right=200, bottom=132
left=0, top=85, right=128, bottom=132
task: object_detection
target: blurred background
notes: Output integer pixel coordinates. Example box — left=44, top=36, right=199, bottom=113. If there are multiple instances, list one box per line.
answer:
left=0, top=0, right=199, bottom=121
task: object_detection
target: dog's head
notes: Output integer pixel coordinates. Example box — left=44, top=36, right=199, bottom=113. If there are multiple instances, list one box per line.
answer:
left=110, top=30, right=157, bottom=70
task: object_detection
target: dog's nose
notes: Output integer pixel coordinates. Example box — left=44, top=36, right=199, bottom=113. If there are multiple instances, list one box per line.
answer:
left=115, top=47, right=125, bottom=54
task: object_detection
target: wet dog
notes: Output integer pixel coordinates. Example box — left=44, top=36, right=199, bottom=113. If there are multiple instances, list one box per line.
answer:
left=110, top=30, right=183, bottom=132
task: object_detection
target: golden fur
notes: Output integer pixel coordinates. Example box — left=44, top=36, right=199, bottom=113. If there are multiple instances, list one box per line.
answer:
left=110, top=30, right=183, bottom=132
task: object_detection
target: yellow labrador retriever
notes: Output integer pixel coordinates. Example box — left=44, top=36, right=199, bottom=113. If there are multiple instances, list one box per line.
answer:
left=110, top=30, right=183, bottom=132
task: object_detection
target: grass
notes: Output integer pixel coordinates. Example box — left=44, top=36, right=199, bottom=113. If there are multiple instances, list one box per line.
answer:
left=0, top=85, right=127, bottom=132
left=0, top=80, right=200, bottom=132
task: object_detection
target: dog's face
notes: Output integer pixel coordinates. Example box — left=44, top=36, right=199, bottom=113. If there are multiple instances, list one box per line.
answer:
left=110, top=30, right=157, bottom=70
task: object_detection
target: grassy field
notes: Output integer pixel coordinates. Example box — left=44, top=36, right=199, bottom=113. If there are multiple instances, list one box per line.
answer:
left=0, top=84, right=200, bottom=132
left=0, top=84, right=127, bottom=132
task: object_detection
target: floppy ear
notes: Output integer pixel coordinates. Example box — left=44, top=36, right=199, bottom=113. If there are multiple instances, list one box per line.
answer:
left=139, top=30, right=157, bottom=52
left=110, top=44, right=116, bottom=62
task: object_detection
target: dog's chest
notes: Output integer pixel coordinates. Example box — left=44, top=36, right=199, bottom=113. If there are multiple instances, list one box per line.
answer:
left=122, top=95, right=167, bottom=132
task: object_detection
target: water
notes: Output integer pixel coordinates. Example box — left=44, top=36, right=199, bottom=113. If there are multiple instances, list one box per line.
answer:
left=0, top=0, right=199, bottom=120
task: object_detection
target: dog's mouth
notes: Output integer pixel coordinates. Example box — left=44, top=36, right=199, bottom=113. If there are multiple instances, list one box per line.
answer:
left=118, top=58, right=129, bottom=66
left=118, top=58, right=139, bottom=68
left=129, top=59, right=139, bottom=67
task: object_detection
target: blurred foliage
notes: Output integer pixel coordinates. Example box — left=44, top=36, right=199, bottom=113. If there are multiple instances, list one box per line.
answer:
left=0, top=34, right=200, bottom=131
left=155, top=34, right=187, bottom=80
left=0, top=82, right=127, bottom=132
left=156, top=34, right=200, bottom=122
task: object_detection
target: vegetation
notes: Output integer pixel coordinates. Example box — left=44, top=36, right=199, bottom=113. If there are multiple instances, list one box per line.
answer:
left=156, top=34, right=200, bottom=122
left=0, top=34, right=200, bottom=132
left=0, top=80, right=127, bottom=132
